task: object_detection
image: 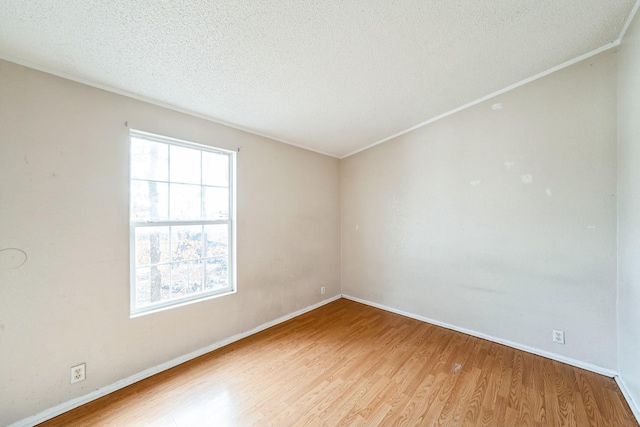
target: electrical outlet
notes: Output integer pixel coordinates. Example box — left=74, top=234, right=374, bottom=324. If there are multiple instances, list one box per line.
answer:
left=71, top=363, right=86, bottom=384
left=552, top=330, right=565, bottom=344
left=320, top=286, right=326, bottom=295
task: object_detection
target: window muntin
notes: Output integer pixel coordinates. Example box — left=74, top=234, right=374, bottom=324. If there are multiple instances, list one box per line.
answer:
left=129, top=130, right=235, bottom=316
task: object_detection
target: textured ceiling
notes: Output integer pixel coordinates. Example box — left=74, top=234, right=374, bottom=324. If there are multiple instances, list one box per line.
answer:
left=0, top=1, right=636, bottom=157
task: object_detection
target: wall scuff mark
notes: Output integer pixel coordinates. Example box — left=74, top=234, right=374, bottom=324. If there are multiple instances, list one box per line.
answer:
left=0, top=248, right=27, bottom=270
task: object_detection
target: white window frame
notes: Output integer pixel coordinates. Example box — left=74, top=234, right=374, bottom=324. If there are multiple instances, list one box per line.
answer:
left=129, top=130, right=236, bottom=317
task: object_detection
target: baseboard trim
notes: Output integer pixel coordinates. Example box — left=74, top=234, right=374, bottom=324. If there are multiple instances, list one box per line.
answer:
left=341, top=294, right=618, bottom=378
left=8, top=294, right=341, bottom=427
left=615, top=375, right=640, bottom=424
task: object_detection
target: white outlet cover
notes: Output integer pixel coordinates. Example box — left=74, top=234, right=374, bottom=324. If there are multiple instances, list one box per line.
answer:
left=71, top=363, right=86, bottom=384
left=321, top=286, right=326, bottom=295
left=552, top=329, right=565, bottom=344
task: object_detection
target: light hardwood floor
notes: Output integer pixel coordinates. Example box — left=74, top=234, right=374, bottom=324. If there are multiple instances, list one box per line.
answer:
left=39, top=298, right=638, bottom=426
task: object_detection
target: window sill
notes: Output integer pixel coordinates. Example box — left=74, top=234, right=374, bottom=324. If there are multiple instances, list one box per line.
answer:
left=130, top=288, right=237, bottom=318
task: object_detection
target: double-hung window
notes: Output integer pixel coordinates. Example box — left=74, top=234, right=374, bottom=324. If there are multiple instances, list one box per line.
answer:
left=129, top=130, right=235, bottom=316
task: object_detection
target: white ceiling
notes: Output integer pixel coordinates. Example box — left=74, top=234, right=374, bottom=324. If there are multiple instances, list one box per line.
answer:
left=0, top=1, right=636, bottom=158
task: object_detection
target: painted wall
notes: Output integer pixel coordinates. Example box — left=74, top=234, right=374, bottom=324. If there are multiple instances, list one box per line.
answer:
left=618, top=7, right=640, bottom=416
left=341, top=50, right=618, bottom=370
left=0, top=60, right=341, bottom=426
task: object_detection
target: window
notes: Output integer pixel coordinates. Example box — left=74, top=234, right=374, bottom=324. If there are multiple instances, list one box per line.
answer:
left=129, top=130, right=235, bottom=316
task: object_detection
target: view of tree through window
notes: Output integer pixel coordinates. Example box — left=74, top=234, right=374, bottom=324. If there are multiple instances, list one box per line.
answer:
left=129, top=131, right=234, bottom=315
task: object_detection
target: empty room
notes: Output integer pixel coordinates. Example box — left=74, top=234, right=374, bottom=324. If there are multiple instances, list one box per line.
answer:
left=1, top=1, right=640, bottom=426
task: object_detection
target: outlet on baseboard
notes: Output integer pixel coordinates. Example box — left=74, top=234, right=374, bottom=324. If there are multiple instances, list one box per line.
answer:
left=320, top=286, right=326, bottom=295
left=71, top=363, right=86, bottom=384
left=552, top=329, right=565, bottom=344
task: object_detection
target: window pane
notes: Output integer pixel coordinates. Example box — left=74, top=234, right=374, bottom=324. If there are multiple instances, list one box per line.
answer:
left=131, top=138, right=168, bottom=181
left=171, top=225, right=203, bottom=262
left=135, top=227, right=170, bottom=266
left=171, top=261, right=204, bottom=298
left=203, top=187, right=229, bottom=220
left=205, top=257, right=228, bottom=290
left=204, top=225, right=228, bottom=258
left=203, top=152, right=229, bottom=187
left=135, top=264, right=170, bottom=308
left=169, top=183, right=202, bottom=220
left=131, top=180, right=169, bottom=221
left=170, top=145, right=201, bottom=184
left=135, top=267, right=150, bottom=307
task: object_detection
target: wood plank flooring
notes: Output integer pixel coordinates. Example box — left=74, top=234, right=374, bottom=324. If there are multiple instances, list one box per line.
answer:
left=39, top=299, right=638, bottom=426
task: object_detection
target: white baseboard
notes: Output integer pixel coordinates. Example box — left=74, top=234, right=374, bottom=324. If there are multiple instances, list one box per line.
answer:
left=8, top=294, right=341, bottom=427
left=341, top=294, right=618, bottom=378
left=11, top=293, right=630, bottom=426
left=615, top=375, right=640, bottom=424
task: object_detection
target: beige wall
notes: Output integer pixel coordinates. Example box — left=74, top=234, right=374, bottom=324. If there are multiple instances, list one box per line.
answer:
left=0, top=60, right=341, bottom=426
left=618, top=7, right=640, bottom=416
left=341, top=50, right=618, bottom=370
